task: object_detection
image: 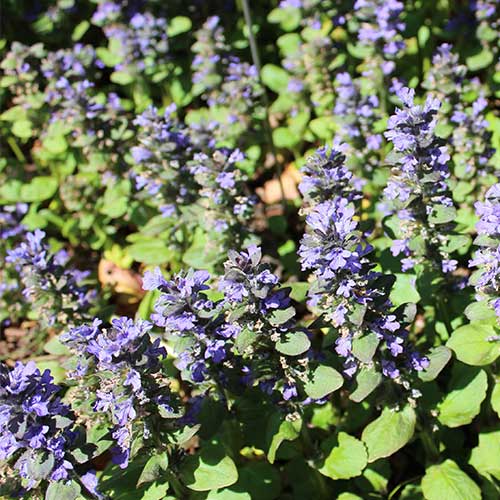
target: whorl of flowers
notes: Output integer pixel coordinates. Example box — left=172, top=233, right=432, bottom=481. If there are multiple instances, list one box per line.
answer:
left=145, top=247, right=312, bottom=404
left=62, top=317, right=176, bottom=468
left=383, top=87, right=458, bottom=274
left=0, top=361, right=76, bottom=490
left=423, top=44, right=467, bottom=97
left=101, top=10, right=169, bottom=73
left=131, top=105, right=255, bottom=238
left=299, top=144, right=362, bottom=206
left=469, top=184, right=500, bottom=320
left=299, top=149, right=428, bottom=387
left=191, top=16, right=262, bottom=135
left=353, top=0, right=405, bottom=74
left=333, top=73, right=383, bottom=171
left=423, top=44, right=495, bottom=188
left=6, top=230, right=95, bottom=328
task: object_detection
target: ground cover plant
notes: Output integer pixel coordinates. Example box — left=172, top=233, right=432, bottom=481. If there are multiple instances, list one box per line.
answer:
left=0, top=0, right=499, bottom=498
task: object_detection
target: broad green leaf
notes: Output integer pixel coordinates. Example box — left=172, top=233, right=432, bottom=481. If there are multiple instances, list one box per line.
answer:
left=45, top=480, right=81, bottom=500
left=181, top=444, right=238, bottom=492
left=12, top=119, right=32, bottom=138
left=428, top=205, right=457, bottom=224
left=207, top=490, right=250, bottom=500
left=111, top=71, right=134, bottom=85
left=447, top=321, right=500, bottom=366
left=269, top=307, right=296, bottom=326
left=438, top=364, right=488, bottom=427
left=319, top=432, right=367, bottom=480
left=267, top=7, right=301, bottom=31
left=101, top=179, right=130, bottom=219
left=137, top=452, right=169, bottom=487
left=491, top=380, right=500, bottom=418
left=261, top=64, right=289, bottom=93
left=469, top=431, right=500, bottom=480
left=350, top=367, right=382, bottom=402
left=465, top=301, right=497, bottom=322
left=168, top=16, right=192, bottom=37
left=272, top=127, right=300, bottom=148
left=72, top=20, right=89, bottom=41
left=466, top=49, right=494, bottom=72
left=422, top=460, right=481, bottom=500
left=20, top=177, right=58, bottom=202
left=127, top=239, right=172, bottom=265
left=304, top=365, right=343, bottom=399
left=419, top=346, right=452, bottom=382
left=275, top=331, right=311, bottom=356
left=390, top=273, right=420, bottom=307
left=361, top=406, right=416, bottom=462
left=267, top=413, right=301, bottom=463
left=352, top=332, right=379, bottom=363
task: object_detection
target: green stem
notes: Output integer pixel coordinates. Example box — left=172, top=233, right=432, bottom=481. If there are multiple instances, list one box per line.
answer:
left=240, top=0, right=287, bottom=212
left=7, top=137, right=25, bottom=162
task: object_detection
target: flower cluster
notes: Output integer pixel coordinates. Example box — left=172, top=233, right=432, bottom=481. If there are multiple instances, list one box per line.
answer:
left=0, top=361, right=76, bottom=491
left=62, top=317, right=177, bottom=468
left=145, top=246, right=313, bottom=405
left=469, top=183, right=500, bottom=319
left=423, top=44, right=495, bottom=195
left=353, top=0, right=405, bottom=75
left=299, top=147, right=428, bottom=391
left=131, top=105, right=255, bottom=248
left=333, top=72, right=383, bottom=173
left=6, top=230, right=95, bottom=329
left=382, top=87, right=458, bottom=274
left=191, top=16, right=263, bottom=140
left=299, top=144, right=362, bottom=205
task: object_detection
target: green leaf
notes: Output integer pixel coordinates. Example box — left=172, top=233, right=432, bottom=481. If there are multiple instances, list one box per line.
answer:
left=261, top=64, right=289, bottom=93
left=275, top=331, right=311, bottom=356
left=428, top=205, right=457, bottom=224
left=491, top=380, right=500, bottom=418
left=466, top=49, right=494, bottom=72
left=269, top=307, right=295, bottom=326
left=127, top=239, right=172, bottom=265
left=267, top=413, right=301, bottom=463
left=101, top=179, right=131, bottom=219
left=447, top=321, right=500, bottom=366
left=181, top=444, right=238, bottom=492
left=438, top=364, right=488, bottom=427
left=350, top=367, right=382, bottom=402
left=419, top=346, right=452, bottom=382
left=12, top=119, right=33, bottom=138
left=72, top=20, right=90, bottom=41
left=304, top=365, right=343, bottom=399
left=352, top=332, right=379, bottom=363
left=390, top=273, right=420, bottom=307
left=361, top=406, right=416, bottom=462
left=272, top=127, right=300, bottom=148
left=465, top=301, right=497, bottom=322
left=267, top=7, right=301, bottom=31
left=137, top=452, right=169, bottom=487
left=20, top=177, right=58, bottom=202
left=111, top=71, right=134, bottom=85
left=45, top=480, right=81, bottom=500
left=422, top=460, right=481, bottom=500
left=319, top=432, right=367, bottom=480
left=469, top=431, right=500, bottom=480
left=44, top=336, right=70, bottom=356
left=168, top=16, right=192, bottom=37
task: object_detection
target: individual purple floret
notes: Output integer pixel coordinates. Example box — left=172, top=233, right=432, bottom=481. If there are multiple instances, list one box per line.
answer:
left=382, top=86, right=459, bottom=274
left=469, top=183, right=500, bottom=320
left=62, top=316, right=176, bottom=468
left=0, top=204, right=27, bottom=240
left=0, top=361, right=76, bottom=490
